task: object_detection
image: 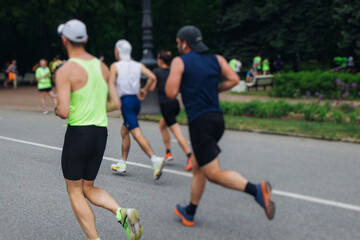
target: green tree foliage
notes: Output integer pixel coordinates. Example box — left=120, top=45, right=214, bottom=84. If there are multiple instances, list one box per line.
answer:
left=333, top=0, right=360, bottom=56
left=218, top=0, right=337, bottom=65
left=0, top=0, right=358, bottom=72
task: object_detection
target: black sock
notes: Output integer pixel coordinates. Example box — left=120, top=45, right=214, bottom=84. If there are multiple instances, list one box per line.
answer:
left=186, top=152, right=192, bottom=159
left=166, top=149, right=171, bottom=154
left=185, top=202, right=197, bottom=216
left=245, top=182, right=257, bottom=197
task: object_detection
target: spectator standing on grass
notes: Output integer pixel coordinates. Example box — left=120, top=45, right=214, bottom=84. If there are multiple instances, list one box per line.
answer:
left=4, top=59, right=17, bottom=88
left=246, top=61, right=258, bottom=82
left=229, top=57, right=242, bottom=77
left=333, top=56, right=342, bottom=67
left=273, top=55, right=284, bottom=74
left=253, top=54, right=262, bottom=75
left=347, top=56, right=355, bottom=73
left=229, top=57, right=237, bottom=72
left=262, top=57, right=270, bottom=75
left=35, top=59, right=57, bottom=114
left=235, top=58, right=242, bottom=76
left=341, top=57, right=347, bottom=68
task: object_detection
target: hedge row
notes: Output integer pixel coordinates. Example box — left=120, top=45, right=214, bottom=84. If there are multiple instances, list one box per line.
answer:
left=271, top=71, right=360, bottom=99
left=220, top=100, right=360, bottom=124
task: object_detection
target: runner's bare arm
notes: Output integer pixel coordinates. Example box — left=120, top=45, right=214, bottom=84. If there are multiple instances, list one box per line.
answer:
left=55, top=65, right=71, bottom=119
left=138, top=64, right=157, bottom=100
left=165, top=57, right=184, bottom=99
left=217, top=55, right=240, bottom=92
left=103, top=63, right=120, bottom=112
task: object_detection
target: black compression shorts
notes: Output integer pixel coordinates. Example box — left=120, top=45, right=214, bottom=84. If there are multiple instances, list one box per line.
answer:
left=160, top=99, right=180, bottom=127
left=61, top=125, right=107, bottom=181
left=189, top=112, right=224, bottom=167
left=38, top=87, right=52, bottom=92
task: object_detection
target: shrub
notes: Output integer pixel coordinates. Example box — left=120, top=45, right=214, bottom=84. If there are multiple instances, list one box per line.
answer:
left=273, top=71, right=360, bottom=99
left=219, top=100, right=358, bottom=124
left=333, top=111, right=344, bottom=124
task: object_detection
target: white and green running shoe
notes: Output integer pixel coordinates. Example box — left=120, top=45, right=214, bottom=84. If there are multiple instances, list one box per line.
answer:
left=111, top=161, right=127, bottom=173
left=117, top=208, right=143, bottom=240
left=152, top=156, right=165, bottom=181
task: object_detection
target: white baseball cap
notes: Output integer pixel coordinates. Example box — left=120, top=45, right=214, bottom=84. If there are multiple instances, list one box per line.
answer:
left=57, top=19, right=87, bottom=43
left=115, top=40, right=132, bottom=61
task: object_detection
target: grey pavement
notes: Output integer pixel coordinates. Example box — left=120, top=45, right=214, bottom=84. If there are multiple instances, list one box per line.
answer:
left=0, top=108, right=359, bottom=240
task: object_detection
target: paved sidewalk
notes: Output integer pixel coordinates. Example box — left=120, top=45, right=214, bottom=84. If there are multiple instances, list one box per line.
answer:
left=1, top=86, right=359, bottom=114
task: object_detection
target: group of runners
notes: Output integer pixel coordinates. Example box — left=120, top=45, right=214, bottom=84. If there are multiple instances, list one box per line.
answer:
left=54, top=19, right=275, bottom=240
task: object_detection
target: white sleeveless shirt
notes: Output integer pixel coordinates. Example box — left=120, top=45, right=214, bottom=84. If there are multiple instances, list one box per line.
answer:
left=115, top=60, right=142, bottom=97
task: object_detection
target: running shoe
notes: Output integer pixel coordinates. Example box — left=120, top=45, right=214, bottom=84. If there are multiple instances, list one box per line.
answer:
left=152, top=156, right=165, bottom=180
left=43, top=110, right=49, bottom=114
left=117, top=208, right=143, bottom=240
left=185, top=156, right=193, bottom=171
left=111, top=161, right=127, bottom=173
left=255, top=181, right=275, bottom=220
left=164, top=152, right=174, bottom=161
left=174, top=204, right=195, bottom=227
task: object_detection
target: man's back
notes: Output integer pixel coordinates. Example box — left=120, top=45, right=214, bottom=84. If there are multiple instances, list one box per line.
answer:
left=115, top=60, right=141, bottom=97
left=57, top=54, right=108, bottom=127
left=180, top=51, right=222, bottom=123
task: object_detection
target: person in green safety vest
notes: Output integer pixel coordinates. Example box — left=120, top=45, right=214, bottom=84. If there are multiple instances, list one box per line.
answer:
left=333, top=56, right=342, bottom=67
left=253, top=54, right=262, bottom=75
left=341, top=56, right=348, bottom=67
left=35, top=59, right=57, bottom=114
left=262, top=57, right=270, bottom=75
left=229, top=57, right=237, bottom=72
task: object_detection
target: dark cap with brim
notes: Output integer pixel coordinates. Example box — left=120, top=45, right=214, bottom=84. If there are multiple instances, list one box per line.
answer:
left=176, top=25, right=208, bottom=53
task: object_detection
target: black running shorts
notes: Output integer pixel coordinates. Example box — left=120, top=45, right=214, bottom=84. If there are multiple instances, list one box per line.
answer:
left=160, top=99, right=180, bottom=127
left=38, top=87, right=52, bottom=92
left=189, top=112, right=224, bottom=167
left=61, top=125, right=107, bottom=181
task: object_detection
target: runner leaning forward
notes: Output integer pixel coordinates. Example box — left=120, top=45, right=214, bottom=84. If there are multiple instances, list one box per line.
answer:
left=153, top=50, right=193, bottom=171
left=109, top=40, right=166, bottom=180
left=166, top=26, right=276, bottom=227
left=55, top=19, right=143, bottom=240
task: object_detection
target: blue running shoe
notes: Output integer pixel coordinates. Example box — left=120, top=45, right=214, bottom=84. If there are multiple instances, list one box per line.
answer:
left=174, top=204, right=195, bottom=227
left=255, top=181, right=275, bottom=220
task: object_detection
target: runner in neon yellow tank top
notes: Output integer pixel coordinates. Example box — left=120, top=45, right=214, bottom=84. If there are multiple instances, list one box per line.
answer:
left=55, top=19, right=143, bottom=240
left=35, top=59, right=57, bottom=114
left=66, top=57, right=108, bottom=127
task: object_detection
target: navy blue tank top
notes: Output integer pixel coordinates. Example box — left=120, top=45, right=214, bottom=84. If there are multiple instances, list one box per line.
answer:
left=180, top=51, right=222, bottom=123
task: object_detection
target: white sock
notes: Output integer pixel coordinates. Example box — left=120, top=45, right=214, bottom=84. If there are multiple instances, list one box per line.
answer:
left=150, top=155, right=156, bottom=163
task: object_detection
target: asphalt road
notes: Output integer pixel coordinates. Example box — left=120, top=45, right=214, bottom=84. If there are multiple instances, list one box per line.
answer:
left=0, top=108, right=359, bottom=240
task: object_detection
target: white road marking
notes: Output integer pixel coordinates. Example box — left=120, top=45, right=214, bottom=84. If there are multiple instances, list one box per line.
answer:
left=1, top=135, right=360, bottom=212
left=171, top=138, right=190, bottom=144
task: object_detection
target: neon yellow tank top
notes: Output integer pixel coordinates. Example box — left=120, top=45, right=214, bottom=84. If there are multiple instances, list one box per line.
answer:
left=67, top=58, right=108, bottom=127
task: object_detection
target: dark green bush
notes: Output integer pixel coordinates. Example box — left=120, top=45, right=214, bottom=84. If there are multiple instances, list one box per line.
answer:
left=273, top=71, right=360, bottom=99
left=219, top=100, right=359, bottom=124
left=333, top=111, right=344, bottom=123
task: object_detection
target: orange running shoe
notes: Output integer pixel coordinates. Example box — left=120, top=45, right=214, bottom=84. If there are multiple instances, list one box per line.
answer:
left=164, top=152, right=174, bottom=161
left=185, top=156, right=193, bottom=171
left=174, top=204, right=195, bottom=227
left=255, top=181, right=275, bottom=220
